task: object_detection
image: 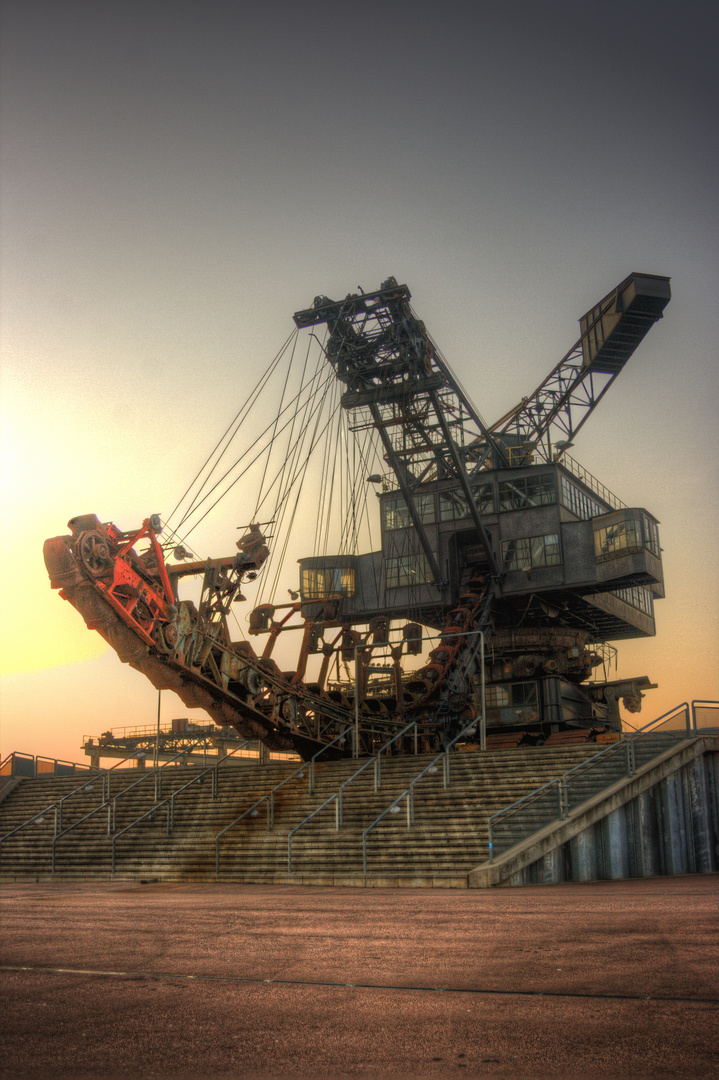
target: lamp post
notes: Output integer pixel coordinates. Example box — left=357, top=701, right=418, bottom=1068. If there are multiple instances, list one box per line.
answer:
left=154, top=690, right=161, bottom=768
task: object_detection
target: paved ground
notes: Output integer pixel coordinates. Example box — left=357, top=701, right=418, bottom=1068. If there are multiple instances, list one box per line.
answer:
left=0, top=876, right=717, bottom=1080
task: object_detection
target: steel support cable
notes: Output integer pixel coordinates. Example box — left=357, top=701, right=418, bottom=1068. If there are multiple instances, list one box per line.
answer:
left=338, top=419, right=356, bottom=556
left=346, top=419, right=358, bottom=556
left=254, top=326, right=325, bottom=527
left=318, top=387, right=345, bottom=560
left=253, top=366, right=340, bottom=606
left=260, top=381, right=341, bottom=606
left=319, top=375, right=345, bottom=557
left=175, top=364, right=331, bottom=537
left=356, top=424, right=381, bottom=547
left=348, top=424, right=384, bottom=598
left=252, top=331, right=302, bottom=522
left=254, top=334, right=328, bottom=520
left=315, top=380, right=343, bottom=559
left=175, top=366, right=336, bottom=541
left=339, top=411, right=361, bottom=556
left=313, top=383, right=337, bottom=556
left=167, top=328, right=299, bottom=529
left=275, top=332, right=340, bottom=564
left=253, top=339, right=329, bottom=523
left=337, top=419, right=374, bottom=557
left=345, top=424, right=380, bottom=554
left=174, top=337, right=329, bottom=536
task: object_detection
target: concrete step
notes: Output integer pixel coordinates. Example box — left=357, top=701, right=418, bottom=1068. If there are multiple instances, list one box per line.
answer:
left=1, top=738, right=687, bottom=881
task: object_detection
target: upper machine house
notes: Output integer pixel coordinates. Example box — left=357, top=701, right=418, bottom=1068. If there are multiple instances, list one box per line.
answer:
left=298, top=456, right=662, bottom=641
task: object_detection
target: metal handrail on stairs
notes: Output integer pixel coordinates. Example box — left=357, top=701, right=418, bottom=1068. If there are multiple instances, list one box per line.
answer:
left=486, top=700, right=717, bottom=862
left=361, top=716, right=481, bottom=873
left=287, top=720, right=419, bottom=873
left=215, top=727, right=352, bottom=875
left=0, top=749, right=149, bottom=865
left=110, top=740, right=255, bottom=874
left=48, top=738, right=206, bottom=872
left=106, top=741, right=208, bottom=834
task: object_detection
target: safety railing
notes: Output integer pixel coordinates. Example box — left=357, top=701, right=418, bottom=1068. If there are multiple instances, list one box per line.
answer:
left=49, top=748, right=205, bottom=873
left=560, top=453, right=627, bottom=511
left=361, top=717, right=480, bottom=873
left=287, top=721, right=419, bottom=872
left=0, top=750, right=148, bottom=867
left=0, top=752, right=36, bottom=778
left=692, top=700, right=719, bottom=733
left=215, top=727, right=352, bottom=875
left=632, top=701, right=692, bottom=735
left=0, top=752, right=99, bottom=779
left=486, top=700, right=717, bottom=862
left=111, top=740, right=255, bottom=874
left=106, top=741, right=208, bottom=834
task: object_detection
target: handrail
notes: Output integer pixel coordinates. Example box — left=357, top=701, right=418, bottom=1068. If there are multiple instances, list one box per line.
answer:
left=111, top=740, right=255, bottom=874
left=0, top=752, right=35, bottom=777
left=0, top=749, right=148, bottom=862
left=632, top=701, right=690, bottom=735
left=486, top=702, right=710, bottom=862
left=215, top=727, right=351, bottom=875
left=560, top=453, right=627, bottom=511
left=287, top=720, right=419, bottom=873
left=107, top=740, right=207, bottom=834
left=361, top=716, right=480, bottom=872
left=49, top=744, right=205, bottom=873
left=166, top=739, right=255, bottom=832
left=487, top=778, right=565, bottom=862
left=0, top=751, right=100, bottom=779
left=0, top=805, right=59, bottom=855
left=339, top=721, right=418, bottom=824
left=287, top=792, right=340, bottom=873
left=692, top=700, right=719, bottom=732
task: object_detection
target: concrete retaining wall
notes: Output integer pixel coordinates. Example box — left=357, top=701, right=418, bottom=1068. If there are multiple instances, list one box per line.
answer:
left=509, top=750, right=719, bottom=885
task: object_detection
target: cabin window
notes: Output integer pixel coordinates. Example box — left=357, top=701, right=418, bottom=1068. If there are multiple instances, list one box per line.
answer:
left=498, top=473, right=556, bottom=511
left=486, top=682, right=538, bottom=709
left=382, top=493, right=435, bottom=530
left=594, top=514, right=660, bottom=562
left=439, top=489, right=468, bottom=521
left=560, top=476, right=607, bottom=520
left=385, top=554, right=434, bottom=589
left=486, top=685, right=510, bottom=708
left=643, top=516, right=660, bottom=557
left=438, top=483, right=495, bottom=522
left=301, top=567, right=355, bottom=599
left=611, top=586, right=654, bottom=616
left=472, top=482, right=495, bottom=514
left=502, top=534, right=561, bottom=571
left=594, top=518, right=642, bottom=561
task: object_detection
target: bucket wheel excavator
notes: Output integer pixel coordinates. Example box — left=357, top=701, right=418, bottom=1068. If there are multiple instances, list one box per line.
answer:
left=44, top=272, right=670, bottom=758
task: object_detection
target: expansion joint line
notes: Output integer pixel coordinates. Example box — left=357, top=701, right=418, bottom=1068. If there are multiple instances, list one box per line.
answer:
left=1, top=967, right=716, bottom=1005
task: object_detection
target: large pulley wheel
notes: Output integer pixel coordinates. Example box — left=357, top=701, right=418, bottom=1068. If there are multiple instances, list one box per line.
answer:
left=77, top=530, right=112, bottom=578
left=153, top=621, right=178, bottom=655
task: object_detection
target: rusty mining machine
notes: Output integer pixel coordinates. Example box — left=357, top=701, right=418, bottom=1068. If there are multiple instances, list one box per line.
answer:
left=44, top=273, right=671, bottom=760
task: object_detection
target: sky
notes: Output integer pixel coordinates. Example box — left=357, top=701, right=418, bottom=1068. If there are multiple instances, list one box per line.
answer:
left=1, top=0, right=717, bottom=765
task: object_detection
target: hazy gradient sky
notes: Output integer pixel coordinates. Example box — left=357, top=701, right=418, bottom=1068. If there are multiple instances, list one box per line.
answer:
left=1, top=0, right=717, bottom=763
